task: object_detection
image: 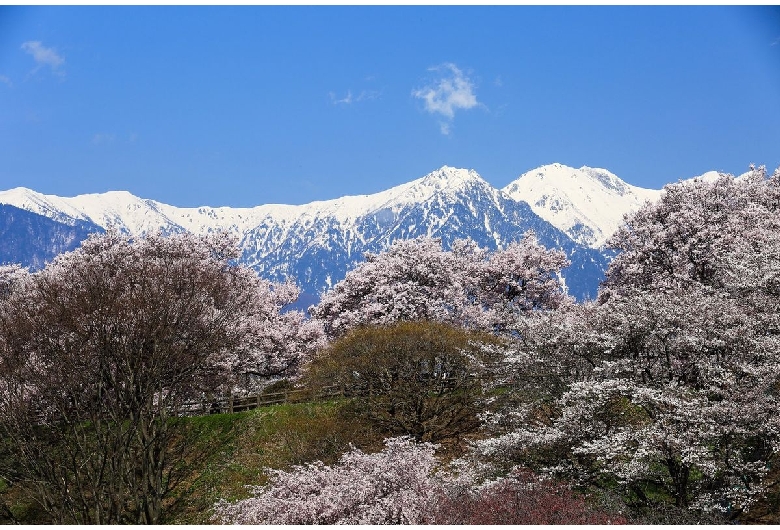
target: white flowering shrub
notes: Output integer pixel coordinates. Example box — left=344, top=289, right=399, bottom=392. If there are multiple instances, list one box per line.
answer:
left=212, top=437, right=441, bottom=524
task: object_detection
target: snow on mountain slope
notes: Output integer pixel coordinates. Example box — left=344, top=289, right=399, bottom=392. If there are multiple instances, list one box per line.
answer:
left=0, top=166, right=611, bottom=300
left=159, top=165, right=495, bottom=236
left=1, top=165, right=747, bottom=253
left=0, top=187, right=190, bottom=235
left=688, top=170, right=723, bottom=183
left=0, top=167, right=490, bottom=237
left=502, top=163, right=661, bottom=248
left=685, top=169, right=755, bottom=184
left=233, top=165, right=600, bottom=295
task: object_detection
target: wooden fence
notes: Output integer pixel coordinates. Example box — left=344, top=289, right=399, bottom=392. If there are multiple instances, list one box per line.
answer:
left=176, top=385, right=344, bottom=416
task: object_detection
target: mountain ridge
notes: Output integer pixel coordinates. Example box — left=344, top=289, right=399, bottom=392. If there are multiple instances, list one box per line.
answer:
left=0, top=164, right=737, bottom=301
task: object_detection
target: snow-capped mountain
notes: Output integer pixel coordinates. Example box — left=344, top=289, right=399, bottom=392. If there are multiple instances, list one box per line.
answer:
left=1, top=167, right=516, bottom=239
left=0, top=166, right=612, bottom=300
left=235, top=166, right=609, bottom=300
left=503, top=163, right=661, bottom=248
left=502, top=164, right=754, bottom=249
left=0, top=204, right=102, bottom=270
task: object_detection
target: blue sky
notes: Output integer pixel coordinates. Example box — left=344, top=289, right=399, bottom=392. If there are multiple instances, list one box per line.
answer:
left=1, top=5, right=779, bottom=207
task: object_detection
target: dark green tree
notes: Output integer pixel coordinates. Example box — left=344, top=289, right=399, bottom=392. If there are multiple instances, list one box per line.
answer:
left=304, top=321, right=506, bottom=443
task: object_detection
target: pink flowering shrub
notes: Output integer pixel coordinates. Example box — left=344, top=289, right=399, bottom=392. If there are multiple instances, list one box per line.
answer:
left=212, top=437, right=442, bottom=524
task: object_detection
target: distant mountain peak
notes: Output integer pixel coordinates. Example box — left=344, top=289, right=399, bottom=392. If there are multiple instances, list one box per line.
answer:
left=502, top=163, right=660, bottom=248
left=416, top=166, right=485, bottom=189
left=510, top=163, right=627, bottom=194
left=686, top=170, right=724, bottom=184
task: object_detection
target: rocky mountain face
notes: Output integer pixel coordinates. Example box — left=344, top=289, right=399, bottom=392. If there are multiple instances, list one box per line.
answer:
left=0, top=204, right=103, bottom=271
left=233, top=167, right=610, bottom=301
left=0, top=164, right=704, bottom=301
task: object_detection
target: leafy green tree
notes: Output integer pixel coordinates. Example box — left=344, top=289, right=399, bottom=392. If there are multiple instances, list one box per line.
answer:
left=304, top=321, right=506, bottom=443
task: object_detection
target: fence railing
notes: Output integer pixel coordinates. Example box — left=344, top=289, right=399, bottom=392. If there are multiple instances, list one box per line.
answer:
left=176, top=385, right=344, bottom=416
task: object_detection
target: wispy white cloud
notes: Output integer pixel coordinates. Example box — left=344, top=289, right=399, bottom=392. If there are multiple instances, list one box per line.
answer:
left=412, top=63, right=481, bottom=135
left=21, top=41, right=65, bottom=76
left=356, top=89, right=380, bottom=102
left=772, top=36, right=780, bottom=46
left=329, top=88, right=382, bottom=105
left=0, top=75, right=12, bottom=88
left=330, top=90, right=353, bottom=105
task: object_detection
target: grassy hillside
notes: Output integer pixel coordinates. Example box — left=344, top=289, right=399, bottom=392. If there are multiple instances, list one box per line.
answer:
left=168, top=399, right=389, bottom=524
left=0, top=399, right=383, bottom=525
left=3, top=395, right=778, bottom=524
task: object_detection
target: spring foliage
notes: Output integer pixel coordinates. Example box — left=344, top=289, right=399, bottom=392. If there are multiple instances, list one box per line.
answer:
left=212, top=437, right=441, bottom=524
left=4, top=167, right=780, bottom=523
left=212, top=436, right=629, bottom=525
left=311, top=232, right=570, bottom=338
left=304, top=321, right=506, bottom=442
left=476, top=167, right=780, bottom=515
left=0, top=231, right=320, bottom=523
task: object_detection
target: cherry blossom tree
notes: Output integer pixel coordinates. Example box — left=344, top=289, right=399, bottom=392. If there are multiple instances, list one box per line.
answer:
left=468, top=235, right=571, bottom=333
left=312, top=237, right=462, bottom=337
left=600, top=166, right=780, bottom=299
left=0, top=230, right=320, bottom=524
left=311, top=232, right=570, bottom=338
left=0, top=264, right=29, bottom=301
left=212, top=437, right=442, bottom=524
left=212, top=437, right=627, bottom=525
left=239, top=278, right=325, bottom=386
left=475, top=168, right=780, bottom=517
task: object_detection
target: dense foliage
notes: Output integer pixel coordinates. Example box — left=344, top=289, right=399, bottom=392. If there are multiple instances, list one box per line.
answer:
left=212, top=437, right=627, bottom=525
left=0, top=231, right=319, bottom=523
left=213, top=437, right=441, bottom=524
left=304, top=321, right=506, bottom=443
left=311, top=232, right=570, bottom=338
left=474, top=167, right=780, bottom=518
